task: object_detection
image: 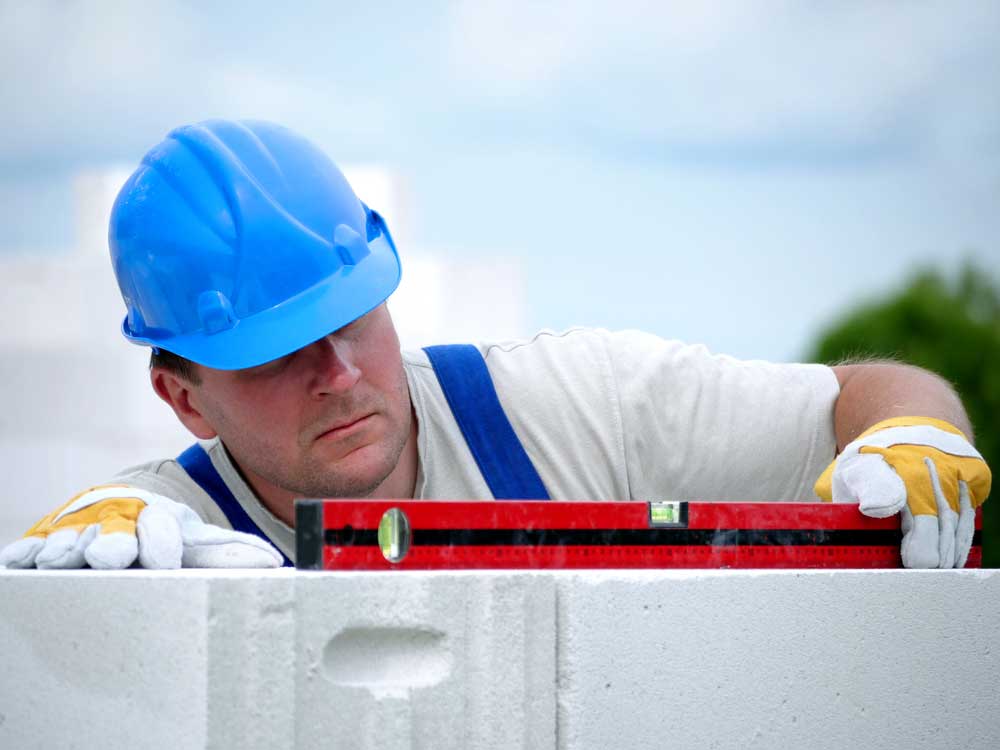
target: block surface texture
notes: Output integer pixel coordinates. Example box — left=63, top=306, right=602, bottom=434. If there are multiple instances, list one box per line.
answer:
left=1, top=568, right=998, bottom=749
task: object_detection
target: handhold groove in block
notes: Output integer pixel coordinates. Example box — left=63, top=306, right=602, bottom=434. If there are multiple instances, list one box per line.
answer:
left=323, top=626, right=453, bottom=694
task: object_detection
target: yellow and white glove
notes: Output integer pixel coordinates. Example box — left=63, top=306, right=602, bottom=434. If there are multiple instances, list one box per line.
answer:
left=0, top=485, right=283, bottom=569
left=815, top=417, right=991, bottom=568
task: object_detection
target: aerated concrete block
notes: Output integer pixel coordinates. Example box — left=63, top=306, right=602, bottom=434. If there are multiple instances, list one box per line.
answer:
left=0, top=570, right=212, bottom=750
left=2, top=568, right=999, bottom=749
left=294, top=570, right=557, bottom=750
left=554, top=569, right=1000, bottom=750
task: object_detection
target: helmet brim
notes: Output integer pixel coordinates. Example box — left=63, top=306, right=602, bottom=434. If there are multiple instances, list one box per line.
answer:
left=126, top=233, right=402, bottom=371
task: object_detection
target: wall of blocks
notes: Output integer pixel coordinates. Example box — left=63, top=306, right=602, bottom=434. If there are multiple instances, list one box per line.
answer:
left=2, top=568, right=998, bottom=749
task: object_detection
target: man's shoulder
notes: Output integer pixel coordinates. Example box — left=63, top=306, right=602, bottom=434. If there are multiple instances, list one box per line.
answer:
left=400, top=327, right=712, bottom=382
left=401, top=327, right=637, bottom=366
left=107, top=441, right=229, bottom=525
left=402, top=328, right=641, bottom=416
left=111, top=455, right=192, bottom=494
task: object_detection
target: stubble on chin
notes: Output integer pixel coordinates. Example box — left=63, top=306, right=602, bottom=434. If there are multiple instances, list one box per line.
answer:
left=294, top=418, right=410, bottom=498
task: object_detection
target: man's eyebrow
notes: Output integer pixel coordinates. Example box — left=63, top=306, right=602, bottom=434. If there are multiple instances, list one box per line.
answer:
left=240, top=353, right=293, bottom=375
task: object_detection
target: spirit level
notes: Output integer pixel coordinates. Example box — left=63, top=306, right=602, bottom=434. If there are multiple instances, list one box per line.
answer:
left=294, top=500, right=983, bottom=570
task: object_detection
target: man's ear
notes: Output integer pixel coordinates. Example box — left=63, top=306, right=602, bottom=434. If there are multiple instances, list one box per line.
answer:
left=151, top=367, right=218, bottom=440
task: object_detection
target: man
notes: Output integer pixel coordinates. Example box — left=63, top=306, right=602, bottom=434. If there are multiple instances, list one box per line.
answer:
left=0, top=119, right=991, bottom=571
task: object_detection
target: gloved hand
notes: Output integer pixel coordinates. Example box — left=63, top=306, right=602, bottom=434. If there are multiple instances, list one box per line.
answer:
left=814, top=416, right=991, bottom=568
left=0, top=484, right=283, bottom=569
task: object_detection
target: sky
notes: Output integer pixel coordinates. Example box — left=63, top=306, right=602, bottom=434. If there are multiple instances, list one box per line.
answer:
left=2, top=0, right=999, bottom=361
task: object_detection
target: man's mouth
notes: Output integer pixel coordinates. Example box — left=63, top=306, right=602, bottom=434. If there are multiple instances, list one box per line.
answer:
left=315, top=414, right=374, bottom=442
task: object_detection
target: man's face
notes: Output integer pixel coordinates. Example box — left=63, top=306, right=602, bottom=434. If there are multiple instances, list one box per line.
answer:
left=180, top=304, right=413, bottom=500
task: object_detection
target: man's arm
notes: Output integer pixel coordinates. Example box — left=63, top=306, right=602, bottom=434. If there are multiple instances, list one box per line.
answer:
left=831, top=362, right=973, bottom=448
left=819, top=362, right=990, bottom=568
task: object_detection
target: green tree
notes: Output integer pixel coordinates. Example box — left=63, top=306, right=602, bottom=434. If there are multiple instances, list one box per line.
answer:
left=806, top=263, right=1000, bottom=567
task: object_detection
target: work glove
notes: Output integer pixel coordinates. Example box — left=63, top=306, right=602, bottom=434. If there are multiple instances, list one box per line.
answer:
left=814, top=416, right=991, bottom=568
left=0, top=484, right=283, bottom=569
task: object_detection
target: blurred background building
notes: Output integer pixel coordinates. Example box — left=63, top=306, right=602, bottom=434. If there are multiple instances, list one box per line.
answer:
left=1, top=1, right=997, bottom=550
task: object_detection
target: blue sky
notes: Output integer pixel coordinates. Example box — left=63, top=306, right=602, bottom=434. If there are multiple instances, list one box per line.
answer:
left=3, top=0, right=998, bottom=360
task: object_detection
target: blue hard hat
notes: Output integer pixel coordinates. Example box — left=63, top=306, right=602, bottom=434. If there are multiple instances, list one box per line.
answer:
left=109, top=119, right=401, bottom=370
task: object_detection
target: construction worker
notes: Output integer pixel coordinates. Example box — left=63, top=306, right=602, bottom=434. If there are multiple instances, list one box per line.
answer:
left=0, top=120, right=991, bottom=571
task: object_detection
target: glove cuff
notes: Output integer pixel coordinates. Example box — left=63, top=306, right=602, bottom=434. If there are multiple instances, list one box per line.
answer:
left=856, top=416, right=968, bottom=442
left=814, top=416, right=971, bottom=502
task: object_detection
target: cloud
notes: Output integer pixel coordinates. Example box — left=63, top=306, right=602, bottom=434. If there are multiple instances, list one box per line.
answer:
left=0, top=0, right=997, bottom=172
left=444, top=0, right=1000, bottom=157
left=0, top=1, right=206, bottom=164
left=0, top=0, right=406, bottom=168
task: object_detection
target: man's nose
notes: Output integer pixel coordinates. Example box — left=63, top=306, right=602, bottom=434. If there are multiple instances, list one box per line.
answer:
left=307, top=335, right=362, bottom=395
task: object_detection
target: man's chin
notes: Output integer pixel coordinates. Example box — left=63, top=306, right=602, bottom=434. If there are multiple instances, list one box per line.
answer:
left=303, top=443, right=396, bottom=499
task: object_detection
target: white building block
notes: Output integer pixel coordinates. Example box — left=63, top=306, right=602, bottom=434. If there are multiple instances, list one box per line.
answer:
left=1, top=569, right=998, bottom=749
left=202, top=572, right=297, bottom=749
left=294, top=571, right=557, bottom=750
left=555, top=569, right=1000, bottom=749
left=0, top=570, right=212, bottom=749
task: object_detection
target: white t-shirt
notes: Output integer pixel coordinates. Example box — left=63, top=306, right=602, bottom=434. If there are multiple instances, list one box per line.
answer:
left=111, top=328, right=841, bottom=562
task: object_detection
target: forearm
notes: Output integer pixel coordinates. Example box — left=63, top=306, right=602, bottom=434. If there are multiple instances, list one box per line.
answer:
left=831, top=362, right=972, bottom=452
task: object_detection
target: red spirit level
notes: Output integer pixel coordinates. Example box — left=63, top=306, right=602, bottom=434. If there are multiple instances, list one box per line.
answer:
left=294, top=499, right=983, bottom=570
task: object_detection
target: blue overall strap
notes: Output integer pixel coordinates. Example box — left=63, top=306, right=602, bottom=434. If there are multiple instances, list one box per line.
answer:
left=176, top=443, right=293, bottom=566
left=423, top=344, right=550, bottom=500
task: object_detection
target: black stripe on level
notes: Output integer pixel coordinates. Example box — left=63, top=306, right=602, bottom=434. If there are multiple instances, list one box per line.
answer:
left=322, top=527, right=981, bottom=548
